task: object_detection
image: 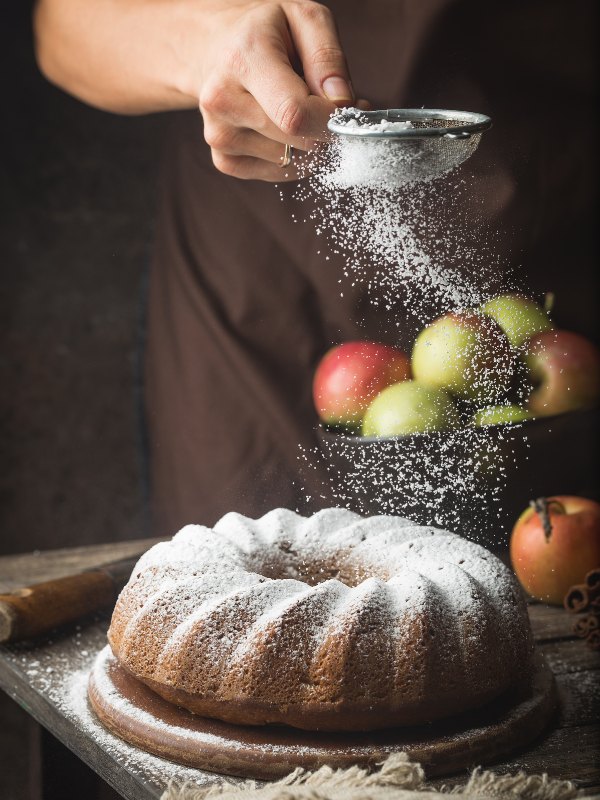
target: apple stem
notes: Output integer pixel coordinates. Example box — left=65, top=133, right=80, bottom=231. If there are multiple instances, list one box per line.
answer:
left=531, top=497, right=553, bottom=542
left=543, top=292, right=555, bottom=314
left=530, top=497, right=566, bottom=542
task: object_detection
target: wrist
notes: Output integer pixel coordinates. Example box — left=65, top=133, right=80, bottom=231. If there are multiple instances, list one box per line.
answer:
left=168, top=0, right=215, bottom=106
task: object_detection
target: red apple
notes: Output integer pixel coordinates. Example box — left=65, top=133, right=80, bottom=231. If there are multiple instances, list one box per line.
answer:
left=313, top=341, right=411, bottom=428
left=510, top=495, right=600, bottom=604
left=524, top=329, right=600, bottom=417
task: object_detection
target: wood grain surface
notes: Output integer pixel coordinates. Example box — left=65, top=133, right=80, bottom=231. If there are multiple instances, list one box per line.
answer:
left=0, top=541, right=598, bottom=799
left=0, top=539, right=161, bottom=593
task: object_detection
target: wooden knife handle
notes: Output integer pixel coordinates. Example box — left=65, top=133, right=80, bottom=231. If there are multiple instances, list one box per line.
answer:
left=0, top=571, right=117, bottom=643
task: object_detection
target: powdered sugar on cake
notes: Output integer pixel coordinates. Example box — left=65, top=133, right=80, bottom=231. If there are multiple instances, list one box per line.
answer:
left=120, top=507, right=527, bottom=652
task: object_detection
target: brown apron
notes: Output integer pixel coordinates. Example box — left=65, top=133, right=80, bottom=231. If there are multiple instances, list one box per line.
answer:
left=145, top=0, right=596, bottom=535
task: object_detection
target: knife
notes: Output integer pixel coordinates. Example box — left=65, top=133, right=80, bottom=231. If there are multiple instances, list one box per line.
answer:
left=0, top=555, right=143, bottom=643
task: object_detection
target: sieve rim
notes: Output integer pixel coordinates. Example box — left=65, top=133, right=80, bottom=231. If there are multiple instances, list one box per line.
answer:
left=327, top=108, right=492, bottom=140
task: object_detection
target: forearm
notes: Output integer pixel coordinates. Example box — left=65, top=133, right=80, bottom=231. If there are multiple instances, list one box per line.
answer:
left=33, top=0, right=205, bottom=114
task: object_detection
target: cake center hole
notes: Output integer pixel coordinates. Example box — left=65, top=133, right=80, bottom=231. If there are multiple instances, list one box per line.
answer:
left=252, top=543, right=371, bottom=587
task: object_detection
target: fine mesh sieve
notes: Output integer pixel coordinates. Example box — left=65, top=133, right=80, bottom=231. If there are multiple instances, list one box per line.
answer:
left=326, top=108, right=492, bottom=186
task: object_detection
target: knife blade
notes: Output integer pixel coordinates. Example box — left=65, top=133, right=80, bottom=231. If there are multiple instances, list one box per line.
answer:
left=0, top=554, right=143, bottom=643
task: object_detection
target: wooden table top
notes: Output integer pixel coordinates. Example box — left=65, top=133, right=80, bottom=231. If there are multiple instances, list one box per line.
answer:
left=0, top=540, right=599, bottom=799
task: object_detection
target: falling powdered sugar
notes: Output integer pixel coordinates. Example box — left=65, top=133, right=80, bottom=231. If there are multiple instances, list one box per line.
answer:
left=299, top=422, right=530, bottom=541
left=290, top=110, right=530, bottom=541
left=294, top=117, right=509, bottom=323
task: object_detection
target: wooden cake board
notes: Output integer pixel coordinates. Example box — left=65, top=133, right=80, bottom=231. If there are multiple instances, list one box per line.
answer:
left=88, top=645, right=557, bottom=781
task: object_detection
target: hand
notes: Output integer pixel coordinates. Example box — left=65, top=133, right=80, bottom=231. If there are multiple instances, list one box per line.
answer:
left=195, top=1, right=355, bottom=182
left=34, top=0, right=360, bottom=182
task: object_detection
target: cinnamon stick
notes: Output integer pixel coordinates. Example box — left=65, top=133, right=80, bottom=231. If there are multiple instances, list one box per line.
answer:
left=564, top=583, right=590, bottom=613
left=585, top=568, right=600, bottom=590
left=573, top=614, right=599, bottom=638
left=586, top=628, right=600, bottom=651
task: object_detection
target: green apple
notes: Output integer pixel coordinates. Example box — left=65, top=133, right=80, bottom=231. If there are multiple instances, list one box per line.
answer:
left=362, top=381, right=460, bottom=437
left=473, top=404, right=534, bottom=427
left=479, top=294, right=553, bottom=349
left=411, top=311, right=515, bottom=405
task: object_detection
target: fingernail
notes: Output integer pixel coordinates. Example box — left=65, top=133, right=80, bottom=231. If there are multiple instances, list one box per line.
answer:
left=322, top=77, right=353, bottom=103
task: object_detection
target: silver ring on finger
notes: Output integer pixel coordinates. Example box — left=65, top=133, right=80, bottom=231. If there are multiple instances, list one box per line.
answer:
left=279, top=143, right=294, bottom=168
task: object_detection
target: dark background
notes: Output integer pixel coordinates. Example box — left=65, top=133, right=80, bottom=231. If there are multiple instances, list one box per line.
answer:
left=1, top=3, right=166, bottom=558
left=2, top=4, right=166, bottom=798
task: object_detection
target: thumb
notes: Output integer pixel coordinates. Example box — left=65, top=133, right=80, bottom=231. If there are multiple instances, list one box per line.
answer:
left=285, top=3, right=354, bottom=104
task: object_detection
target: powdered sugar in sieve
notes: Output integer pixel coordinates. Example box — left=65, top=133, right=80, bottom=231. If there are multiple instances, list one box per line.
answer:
left=327, top=108, right=492, bottom=187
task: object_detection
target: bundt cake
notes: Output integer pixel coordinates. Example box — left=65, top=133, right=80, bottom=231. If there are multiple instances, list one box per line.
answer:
left=108, top=508, right=533, bottom=732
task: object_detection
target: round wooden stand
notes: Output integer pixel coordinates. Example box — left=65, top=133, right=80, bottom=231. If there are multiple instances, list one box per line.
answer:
left=88, top=645, right=556, bottom=780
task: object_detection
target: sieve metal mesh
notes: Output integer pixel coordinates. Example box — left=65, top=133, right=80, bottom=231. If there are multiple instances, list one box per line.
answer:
left=327, top=109, right=491, bottom=185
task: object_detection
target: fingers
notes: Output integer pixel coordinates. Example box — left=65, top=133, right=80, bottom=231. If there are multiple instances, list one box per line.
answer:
left=235, top=9, right=337, bottom=141
left=211, top=151, right=308, bottom=183
left=202, top=86, right=320, bottom=180
left=241, top=58, right=335, bottom=141
left=201, top=85, right=318, bottom=151
left=201, top=83, right=320, bottom=179
left=211, top=152, right=283, bottom=181
left=284, top=2, right=354, bottom=104
left=205, top=124, right=299, bottom=165
left=198, top=1, right=361, bottom=182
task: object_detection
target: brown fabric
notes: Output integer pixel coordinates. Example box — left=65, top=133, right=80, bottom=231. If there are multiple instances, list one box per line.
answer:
left=145, top=0, right=597, bottom=535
